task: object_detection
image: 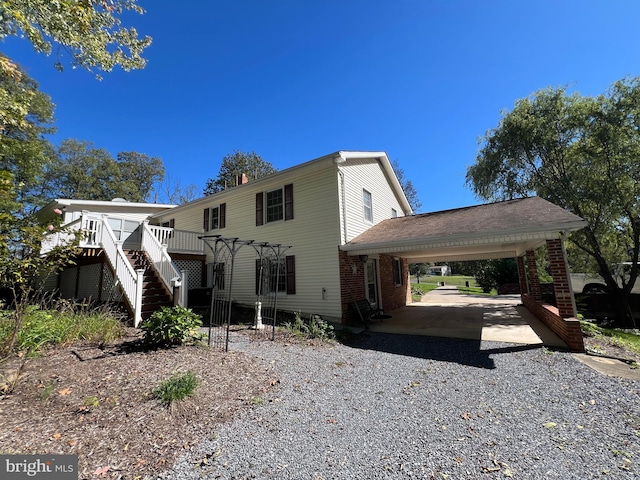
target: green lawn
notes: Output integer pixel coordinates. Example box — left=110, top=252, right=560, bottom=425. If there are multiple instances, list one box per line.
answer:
left=581, top=321, right=640, bottom=357
left=411, top=275, right=476, bottom=287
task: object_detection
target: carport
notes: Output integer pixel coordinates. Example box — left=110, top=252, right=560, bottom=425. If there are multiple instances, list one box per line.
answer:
left=340, top=197, right=588, bottom=351
left=368, top=286, right=568, bottom=348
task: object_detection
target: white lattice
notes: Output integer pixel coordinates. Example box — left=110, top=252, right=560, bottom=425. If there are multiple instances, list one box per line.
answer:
left=77, top=264, right=101, bottom=300
left=102, top=267, right=123, bottom=302
left=59, top=268, right=77, bottom=298
left=174, top=259, right=203, bottom=288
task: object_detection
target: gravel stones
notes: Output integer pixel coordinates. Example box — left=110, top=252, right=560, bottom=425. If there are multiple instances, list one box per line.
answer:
left=162, top=332, right=640, bottom=479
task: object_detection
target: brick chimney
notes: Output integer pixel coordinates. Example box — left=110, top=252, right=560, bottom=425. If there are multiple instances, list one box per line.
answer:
left=236, top=173, right=249, bottom=186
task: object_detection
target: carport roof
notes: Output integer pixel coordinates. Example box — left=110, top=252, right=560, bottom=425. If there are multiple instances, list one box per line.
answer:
left=341, top=197, right=587, bottom=262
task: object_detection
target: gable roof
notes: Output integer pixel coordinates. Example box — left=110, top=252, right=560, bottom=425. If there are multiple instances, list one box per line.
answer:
left=154, top=150, right=412, bottom=217
left=341, top=197, right=587, bottom=262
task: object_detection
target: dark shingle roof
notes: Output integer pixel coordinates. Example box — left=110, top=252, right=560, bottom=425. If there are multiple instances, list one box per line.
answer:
left=347, top=197, right=585, bottom=246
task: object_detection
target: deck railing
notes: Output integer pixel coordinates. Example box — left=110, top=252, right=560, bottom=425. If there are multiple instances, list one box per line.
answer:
left=146, top=225, right=205, bottom=254
left=46, top=214, right=197, bottom=323
left=141, top=222, right=184, bottom=305
left=97, top=216, right=144, bottom=326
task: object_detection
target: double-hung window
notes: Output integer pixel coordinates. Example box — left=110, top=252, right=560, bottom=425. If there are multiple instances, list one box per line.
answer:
left=256, top=184, right=294, bottom=226
left=266, top=188, right=284, bottom=223
left=255, top=256, right=296, bottom=295
left=363, top=189, right=373, bottom=222
left=207, top=262, right=225, bottom=290
left=203, top=203, right=226, bottom=231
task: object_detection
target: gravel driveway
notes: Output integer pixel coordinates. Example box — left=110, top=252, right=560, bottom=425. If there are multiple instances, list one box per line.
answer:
left=163, top=332, right=639, bottom=479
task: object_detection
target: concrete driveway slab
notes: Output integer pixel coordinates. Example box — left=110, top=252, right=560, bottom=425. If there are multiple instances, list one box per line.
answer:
left=368, top=285, right=568, bottom=348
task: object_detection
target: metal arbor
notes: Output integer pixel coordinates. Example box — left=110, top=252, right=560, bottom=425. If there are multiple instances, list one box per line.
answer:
left=199, top=235, right=291, bottom=351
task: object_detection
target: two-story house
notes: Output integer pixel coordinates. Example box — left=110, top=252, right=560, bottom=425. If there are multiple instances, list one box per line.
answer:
left=39, top=151, right=413, bottom=326
left=39, top=150, right=588, bottom=350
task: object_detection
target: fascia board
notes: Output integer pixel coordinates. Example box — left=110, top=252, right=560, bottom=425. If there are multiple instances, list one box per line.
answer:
left=340, top=220, right=587, bottom=254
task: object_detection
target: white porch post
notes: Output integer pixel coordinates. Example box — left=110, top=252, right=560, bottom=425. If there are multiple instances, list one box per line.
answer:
left=134, top=268, right=145, bottom=327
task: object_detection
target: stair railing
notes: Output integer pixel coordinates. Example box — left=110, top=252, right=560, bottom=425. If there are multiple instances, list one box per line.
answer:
left=97, top=216, right=145, bottom=326
left=141, top=221, right=184, bottom=307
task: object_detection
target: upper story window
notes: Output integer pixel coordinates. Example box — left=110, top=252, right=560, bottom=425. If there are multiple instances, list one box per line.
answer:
left=211, top=206, right=220, bottom=229
left=203, top=203, right=226, bottom=231
left=363, top=189, right=373, bottom=222
left=266, top=188, right=284, bottom=223
left=256, top=184, right=294, bottom=226
left=391, top=208, right=397, bottom=218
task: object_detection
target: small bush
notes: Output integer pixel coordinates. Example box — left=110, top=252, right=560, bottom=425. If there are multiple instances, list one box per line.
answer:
left=141, top=306, right=204, bottom=347
left=283, top=313, right=335, bottom=341
left=153, top=370, right=199, bottom=405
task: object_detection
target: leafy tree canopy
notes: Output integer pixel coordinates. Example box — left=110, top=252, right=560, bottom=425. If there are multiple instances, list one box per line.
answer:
left=203, top=150, right=277, bottom=195
left=0, top=53, right=55, bottom=213
left=47, top=139, right=164, bottom=202
left=466, top=77, right=640, bottom=327
left=0, top=0, right=151, bottom=77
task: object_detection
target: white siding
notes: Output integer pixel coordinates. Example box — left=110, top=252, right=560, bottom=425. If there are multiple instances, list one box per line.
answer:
left=339, top=157, right=407, bottom=242
left=164, top=159, right=345, bottom=320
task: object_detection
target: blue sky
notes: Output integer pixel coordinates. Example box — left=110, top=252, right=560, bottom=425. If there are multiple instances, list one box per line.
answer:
left=3, top=0, right=639, bottom=212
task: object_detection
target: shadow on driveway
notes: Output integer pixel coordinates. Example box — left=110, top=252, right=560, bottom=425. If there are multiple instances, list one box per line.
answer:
left=344, top=331, right=544, bottom=369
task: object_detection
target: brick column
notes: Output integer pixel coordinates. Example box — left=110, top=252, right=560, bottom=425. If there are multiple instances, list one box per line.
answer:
left=526, top=250, right=542, bottom=302
left=516, top=256, right=528, bottom=295
left=546, top=238, right=577, bottom=318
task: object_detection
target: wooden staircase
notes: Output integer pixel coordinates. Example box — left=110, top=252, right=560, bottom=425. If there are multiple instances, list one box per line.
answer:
left=125, top=250, right=173, bottom=320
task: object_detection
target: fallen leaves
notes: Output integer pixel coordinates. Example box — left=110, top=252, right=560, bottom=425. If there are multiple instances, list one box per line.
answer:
left=94, top=465, right=110, bottom=476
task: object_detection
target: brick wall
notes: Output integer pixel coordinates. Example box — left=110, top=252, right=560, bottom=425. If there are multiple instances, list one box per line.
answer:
left=526, top=250, right=542, bottom=301
left=378, top=254, right=411, bottom=312
left=521, top=294, right=584, bottom=352
left=338, top=249, right=366, bottom=323
left=546, top=238, right=576, bottom=317
left=516, top=256, right=528, bottom=295
left=338, top=250, right=411, bottom=323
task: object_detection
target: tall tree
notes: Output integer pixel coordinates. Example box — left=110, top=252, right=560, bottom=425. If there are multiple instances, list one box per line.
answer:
left=203, top=150, right=277, bottom=195
left=466, top=78, right=640, bottom=327
left=0, top=0, right=151, bottom=77
left=116, top=151, right=164, bottom=202
left=47, top=139, right=164, bottom=202
left=150, top=173, right=198, bottom=205
left=391, top=159, right=422, bottom=212
left=0, top=53, right=55, bottom=213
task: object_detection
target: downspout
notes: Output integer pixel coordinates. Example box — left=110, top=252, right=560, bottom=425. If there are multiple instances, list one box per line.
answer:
left=338, top=169, right=348, bottom=243
left=335, top=153, right=348, bottom=244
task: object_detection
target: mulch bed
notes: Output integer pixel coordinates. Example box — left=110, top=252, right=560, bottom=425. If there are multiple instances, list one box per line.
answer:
left=0, top=328, right=280, bottom=479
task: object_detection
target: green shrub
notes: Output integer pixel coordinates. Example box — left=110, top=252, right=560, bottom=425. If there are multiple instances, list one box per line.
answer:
left=153, top=370, right=199, bottom=405
left=141, top=306, right=204, bottom=347
left=283, top=312, right=335, bottom=341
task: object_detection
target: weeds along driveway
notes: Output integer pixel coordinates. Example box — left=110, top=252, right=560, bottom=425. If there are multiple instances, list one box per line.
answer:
left=162, top=332, right=640, bottom=479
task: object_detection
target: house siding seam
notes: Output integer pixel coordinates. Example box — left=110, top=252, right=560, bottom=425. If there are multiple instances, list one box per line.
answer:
left=339, top=158, right=407, bottom=242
